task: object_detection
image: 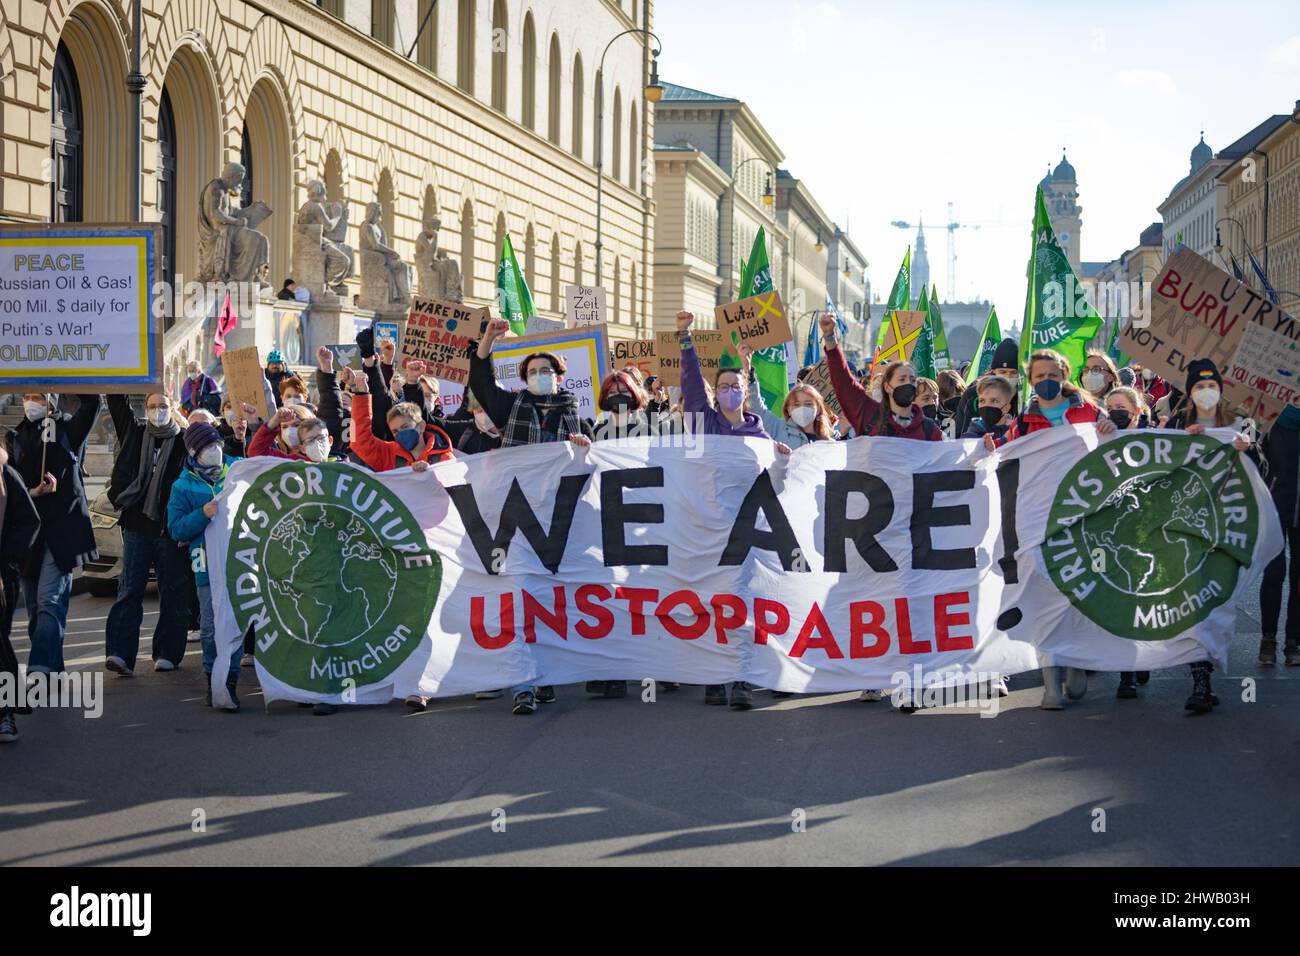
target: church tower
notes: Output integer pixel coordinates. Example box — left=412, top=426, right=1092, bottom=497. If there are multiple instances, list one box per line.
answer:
left=913, top=217, right=931, bottom=303
left=1040, top=151, right=1082, bottom=273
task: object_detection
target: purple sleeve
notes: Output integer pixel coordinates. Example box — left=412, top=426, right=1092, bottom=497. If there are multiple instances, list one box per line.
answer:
left=679, top=341, right=709, bottom=414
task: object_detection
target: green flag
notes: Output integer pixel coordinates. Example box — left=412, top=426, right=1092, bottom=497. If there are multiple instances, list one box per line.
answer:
left=1019, top=185, right=1102, bottom=399
left=496, top=233, right=537, bottom=336
left=929, top=285, right=952, bottom=371
left=1106, top=316, right=1128, bottom=368
left=970, top=305, right=1002, bottom=377
left=912, top=285, right=935, bottom=378
left=722, top=227, right=789, bottom=408
left=875, top=248, right=912, bottom=352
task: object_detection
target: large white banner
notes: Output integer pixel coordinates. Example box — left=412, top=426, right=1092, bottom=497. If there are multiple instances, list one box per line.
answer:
left=207, top=427, right=1281, bottom=706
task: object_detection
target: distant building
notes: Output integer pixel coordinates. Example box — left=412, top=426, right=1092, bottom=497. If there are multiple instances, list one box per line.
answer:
left=1158, top=133, right=1227, bottom=260
left=912, top=219, right=931, bottom=298
left=1039, top=152, right=1083, bottom=273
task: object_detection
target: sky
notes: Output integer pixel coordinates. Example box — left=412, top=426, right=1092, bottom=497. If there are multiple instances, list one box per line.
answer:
left=653, top=0, right=1300, bottom=334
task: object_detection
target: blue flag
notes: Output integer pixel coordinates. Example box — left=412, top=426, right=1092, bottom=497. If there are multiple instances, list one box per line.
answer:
left=1248, top=251, right=1279, bottom=304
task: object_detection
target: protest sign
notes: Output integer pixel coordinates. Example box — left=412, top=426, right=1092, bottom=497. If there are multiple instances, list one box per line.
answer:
left=0, top=223, right=163, bottom=392
left=374, top=321, right=399, bottom=352
left=525, top=315, right=566, bottom=336
left=327, top=343, right=362, bottom=371
left=610, top=338, right=657, bottom=380
left=399, top=296, right=482, bottom=385
left=209, top=427, right=1281, bottom=705
left=1121, top=249, right=1300, bottom=426
left=874, top=310, right=928, bottom=365
left=801, top=359, right=843, bottom=418
left=655, top=329, right=725, bottom=386
left=566, top=285, right=606, bottom=327
left=489, top=325, right=609, bottom=420
left=715, top=290, right=792, bottom=351
left=220, top=346, right=270, bottom=421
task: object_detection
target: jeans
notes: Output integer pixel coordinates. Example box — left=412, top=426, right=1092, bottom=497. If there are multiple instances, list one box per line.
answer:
left=1260, top=526, right=1300, bottom=642
left=104, top=529, right=190, bottom=671
left=197, top=584, right=240, bottom=681
left=23, top=548, right=73, bottom=673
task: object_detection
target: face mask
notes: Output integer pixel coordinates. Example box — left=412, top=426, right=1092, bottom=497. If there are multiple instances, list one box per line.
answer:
left=282, top=426, right=299, bottom=448
left=23, top=401, right=46, bottom=422
left=1141, top=367, right=1154, bottom=381
left=196, top=445, right=223, bottom=467
left=891, top=384, right=917, bottom=407
left=1192, top=387, right=1220, bottom=410
left=717, top=387, right=744, bottom=413
left=921, top=403, right=939, bottom=420
left=148, top=407, right=171, bottom=426
left=285, top=396, right=304, bottom=407
left=605, top=394, right=635, bottom=414
left=303, top=437, right=330, bottom=462
left=394, top=427, right=422, bottom=452
left=1107, top=409, right=1132, bottom=429
left=224, top=410, right=240, bottom=426
left=1034, top=379, right=1062, bottom=401
left=788, top=406, right=817, bottom=429
left=1084, top=371, right=1107, bottom=392
left=189, top=371, right=201, bottom=381
left=528, top=370, right=556, bottom=396
left=978, top=405, right=1004, bottom=429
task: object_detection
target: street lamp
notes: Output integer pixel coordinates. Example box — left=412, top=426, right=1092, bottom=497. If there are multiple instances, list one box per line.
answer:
left=728, top=155, right=777, bottom=299
left=594, top=28, right=663, bottom=286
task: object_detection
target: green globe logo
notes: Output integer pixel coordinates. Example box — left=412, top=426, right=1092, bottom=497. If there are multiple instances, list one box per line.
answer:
left=228, top=463, right=440, bottom=692
left=1042, top=433, right=1257, bottom=641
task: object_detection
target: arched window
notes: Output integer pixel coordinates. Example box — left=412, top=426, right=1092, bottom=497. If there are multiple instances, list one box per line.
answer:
left=461, top=199, right=475, bottom=298
left=521, top=12, right=536, bottom=130
left=573, top=239, right=583, bottom=286
left=417, top=0, right=437, bottom=70
left=50, top=42, right=84, bottom=223
left=547, top=34, right=562, bottom=145
left=571, top=53, right=584, bottom=159
left=494, top=210, right=506, bottom=266
left=325, top=150, right=345, bottom=203
left=550, top=232, right=561, bottom=311
left=157, top=88, right=177, bottom=324
left=611, top=87, right=622, bottom=180
left=628, top=101, right=638, bottom=190
left=490, top=0, right=507, bottom=112
left=378, top=169, right=397, bottom=246
left=458, top=0, right=476, bottom=94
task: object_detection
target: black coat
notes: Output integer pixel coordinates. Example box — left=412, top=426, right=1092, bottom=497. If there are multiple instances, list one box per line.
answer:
left=106, top=395, right=189, bottom=539
left=952, top=381, right=1020, bottom=437
left=1263, top=420, right=1300, bottom=528
left=5, top=394, right=101, bottom=575
left=1, top=465, right=40, bottom=571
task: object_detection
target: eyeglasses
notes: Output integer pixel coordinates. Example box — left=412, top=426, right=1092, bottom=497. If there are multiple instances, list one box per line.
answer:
left=716, top=385, right=743, bottom=395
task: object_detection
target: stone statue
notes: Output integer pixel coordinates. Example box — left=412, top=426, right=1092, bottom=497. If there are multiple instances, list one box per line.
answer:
left=197, top=162, right=272, bottom=289
left=359, top=201, right=410, bottom=309
left=293, top=179, right=353, bottom=298
left=414, top=216, right=464, bottom=302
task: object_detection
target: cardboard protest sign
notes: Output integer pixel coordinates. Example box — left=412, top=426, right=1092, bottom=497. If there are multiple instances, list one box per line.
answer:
left=327, top=343, right=363, bottom=371
left=1121, top=249, right=1300, bottom=426
left=400, top=296, right=483, bottom=386
left=220, top=346, right=270, bottom=421
left=655, top=329, right=726, bottom=385
left=610, top=338, right=657, bottom=380
left=525, top=315, right=566, bottom=335
left=801, top=359, right=843, bottom=418
left=0, top=223, right=163, bottom=392
left=490, top=325, right=609, bottom=420
left=715, top=290, right=792, bottom=351
left=566, top=285, right=607, bottom=327
left=874, top=310, right=928, bottom=365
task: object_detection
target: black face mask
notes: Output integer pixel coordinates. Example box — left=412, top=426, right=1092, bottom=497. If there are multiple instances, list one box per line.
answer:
left=603, top=394, right=635, bottom=413
left=891, top=384, right=917, bottom=407
left=1107, top=409, right=1132, bottom=429
left=979, top=405, right=1004, bottom=429
left=922, top=403, right=939, bottom=420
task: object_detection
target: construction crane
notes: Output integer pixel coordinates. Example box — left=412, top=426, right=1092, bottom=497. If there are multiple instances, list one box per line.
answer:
left=891, top=204, right=1021, bottom=300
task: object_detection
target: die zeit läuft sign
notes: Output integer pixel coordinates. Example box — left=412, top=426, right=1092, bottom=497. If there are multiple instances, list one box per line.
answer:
left=0, top=223, right=163, bottom=391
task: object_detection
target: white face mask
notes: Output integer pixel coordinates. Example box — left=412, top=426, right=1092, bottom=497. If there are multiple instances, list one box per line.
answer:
left=148, top=407, right=171, bottom=426
left=1141, top=367, right=1154, bottom=381
left=189, top=371, right=201, bottom=381
left=303, top=437, right=330, bottom=462
left=224, top=410, right=240, bottom=426
left=1192, top=387, right=1220, bottom=410
left=788, top=405, right=817, bottom=428
left=23, top=401, right=46, bottom=422
left=527, top=370, right=556, bottom=396
left=1084, top=371, right=1107, bottom=392
left=283, top=426, right=300, bottom=448
left=196, top=445, right=223, bottom=467
left=284, top=396, right=304, bottom=407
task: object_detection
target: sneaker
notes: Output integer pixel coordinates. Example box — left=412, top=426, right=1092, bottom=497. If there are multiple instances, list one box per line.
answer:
left=153, top=659, right=177, bottom=672
left=405, top=695, right=429, bottom=711
left=512, top=690, right=537, bottom=715
left=858, top=689, right=885, bottom=702
left=474, top=689, right=504, bottom=700
left=0, top=713, right=16, bottom=742
left=729, top=682, right=752, bottom=710
left=1135, top=671, right=1151, bottom=685
left=535, top=685, right=556, bottom=704
left=603, top=680, right=627, bottom=699
left=1116, top=674, right=1138, bottom=700
left=1259, top=636, right=1278, bottom=665
left=105, top=655, right=133, bottom=677
left=313, top=702, right=338, bottom=716
left=1285, top=639, right=1300, bottom=667
left=187, top=631, right=201, bottom=643
left=241, top=653, right=255, bottom=668
left=704, top=684, right=728, bottom=705
left=223, top=677, right=241, bottom=713
left=993, top=677, right=1009, bottom=698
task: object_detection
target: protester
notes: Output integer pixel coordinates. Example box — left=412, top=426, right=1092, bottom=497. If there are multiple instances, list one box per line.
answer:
left=739, top=345, right=834, bottom=447
left=279, top=375, right=310, bottom=409
left=0, top=444, right=40, bottom=742
left=265, top=350, right=289, bottom=406
left=819, top=315, right=942, bottom=441
left=936, top=369, right=966, bottom=437
left=959, top=374, right=1016, bottom=443
left=217, top=397, right=253, bottom=458
left=247, top=402, right=318, bottom=459
left=953, top=339, right=1021, bottom=435
left=181, top=361, right=222, bottom=416
left=1259, top=403, right=1300, bottom=667
left=166, top=421, right=242, bottom=711
left=104, top=393, right=191, bottom=676
left=591, top=369, right=667, bottom=444
left=5, top=394, right=101, bottom=680
left=1103, top=386, right=1149, bottom=432
left=916, top=377, right=940, bottom=422
left=347, top=372, right=452, bottom=474
left=443, top=391, right=503, bottom=455
left=313, top=346, right=352, bottom=454
left=997, top=350, right=1115, bottom=709
left=1079, top=350, right=1120, bottom=402
left=1136, top=364, right=1172, bottom=405
left=644, top=375, right=671, bottom=417
left=277, top=278, right=298, bottom=301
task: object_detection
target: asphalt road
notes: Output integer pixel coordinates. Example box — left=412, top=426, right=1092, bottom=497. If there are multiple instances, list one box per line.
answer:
left=2, top=588, right=1298, bottom=866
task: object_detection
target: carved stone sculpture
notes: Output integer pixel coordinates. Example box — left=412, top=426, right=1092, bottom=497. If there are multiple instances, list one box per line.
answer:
left=359, top=201, right=410, bottom=310
left=414, top=216, right=464, bottom=303
left=197, top=162, right=272, bottom=290
left=293, top=179, right=354, bottom=299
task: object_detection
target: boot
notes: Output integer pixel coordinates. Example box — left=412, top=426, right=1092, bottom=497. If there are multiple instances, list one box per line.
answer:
left=704, top=684, right=728, bottom=705
left=585, top=681, right=607, bottom=695
left=603, top=680, right=627, bottom=699
left=1285, top=638, right=1300, bottom=667
left=1117, top=672, right=1138, bottom=699
left=1040, top=667, right=1064, bottom=710
left=729, top=681, right=753, bottom=710
left=1184, top=662, right=1213, bottom=714
left=224, top=675, right=241, bottom=712
left=1258, top=635, right=1277, bottom=665
left=1064, top=666, right=1089, bottom=700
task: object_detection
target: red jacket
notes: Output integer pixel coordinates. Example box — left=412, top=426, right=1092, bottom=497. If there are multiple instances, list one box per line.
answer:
left=826, top=347, right=943, bottom=441
left=350, top=393, right=453, bottom=471
left=248, top=422, right=306, bottom=459
left=1002, top=392, right=1103, bottom=443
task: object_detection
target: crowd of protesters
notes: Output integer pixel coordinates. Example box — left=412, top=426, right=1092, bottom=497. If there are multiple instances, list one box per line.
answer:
left=0, top=309, right=1289, bottom=742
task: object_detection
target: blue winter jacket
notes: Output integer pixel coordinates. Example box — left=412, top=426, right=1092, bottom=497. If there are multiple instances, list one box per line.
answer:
left=166, top=455, right=237, bottom=587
